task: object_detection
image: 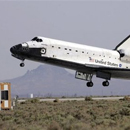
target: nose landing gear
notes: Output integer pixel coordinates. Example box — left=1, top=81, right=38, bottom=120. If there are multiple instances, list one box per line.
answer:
left=20, top=63, right=25, bottom=67
left=20, top=61, right=25, bottom=67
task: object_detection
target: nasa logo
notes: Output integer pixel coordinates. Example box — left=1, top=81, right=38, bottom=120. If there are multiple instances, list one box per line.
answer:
left=41, top=48, right=46, bottom=54
left=119, top=64, right=122, bottom=67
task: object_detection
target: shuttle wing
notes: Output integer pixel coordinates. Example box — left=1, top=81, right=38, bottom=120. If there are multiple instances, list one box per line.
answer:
left=85, top=63, right=130, bottom=79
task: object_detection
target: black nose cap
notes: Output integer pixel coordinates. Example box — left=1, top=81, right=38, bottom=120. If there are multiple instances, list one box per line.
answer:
left=10, top=46, right=15, bottom=54
left=10, top=44, right=22, bottom=54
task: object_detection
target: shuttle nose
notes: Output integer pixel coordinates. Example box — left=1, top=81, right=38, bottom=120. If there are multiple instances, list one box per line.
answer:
left=10, top=44, right=22, bottom=54
left=10, top=46, right=16, bottom=54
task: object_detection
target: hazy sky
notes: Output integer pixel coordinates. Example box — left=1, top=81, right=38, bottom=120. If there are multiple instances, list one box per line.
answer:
left=1, top=0, right=130, bottom=80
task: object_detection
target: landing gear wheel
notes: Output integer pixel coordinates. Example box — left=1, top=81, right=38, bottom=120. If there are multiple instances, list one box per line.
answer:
left=20, top=63, right=25, bottom=67
left=102, top=81, right=109, bottom=87
left=87, top=81, right=93, bottom=87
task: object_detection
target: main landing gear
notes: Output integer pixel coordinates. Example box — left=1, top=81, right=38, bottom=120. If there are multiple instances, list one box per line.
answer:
left=86, top=81, right=93, bottom=87
left=102, top=80, right=109, bottom=87
left=86, top=80, right=109, bottom=87
left=75, top=71, right=111, bottom=87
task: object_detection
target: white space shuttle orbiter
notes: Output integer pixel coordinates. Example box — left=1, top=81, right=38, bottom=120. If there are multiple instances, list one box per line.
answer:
left=10, top=35, right=130, bottom=87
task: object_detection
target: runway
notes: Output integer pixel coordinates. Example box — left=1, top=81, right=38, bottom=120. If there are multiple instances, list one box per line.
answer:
left=18, top=96, right=125, bottom=103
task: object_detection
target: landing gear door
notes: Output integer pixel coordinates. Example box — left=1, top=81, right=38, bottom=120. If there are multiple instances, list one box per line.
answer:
left=75, top=71, right=93, bottom=81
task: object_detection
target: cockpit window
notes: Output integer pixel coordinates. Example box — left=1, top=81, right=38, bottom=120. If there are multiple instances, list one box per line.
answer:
left=32, top=37, right=37, bottom=41
left=37, top=39, right=43, bottom=42
left=31, top=37, right=43, bottom=42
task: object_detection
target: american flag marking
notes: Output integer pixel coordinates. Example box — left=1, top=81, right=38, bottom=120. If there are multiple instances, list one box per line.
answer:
left=89, top=57, right=95, bottom=62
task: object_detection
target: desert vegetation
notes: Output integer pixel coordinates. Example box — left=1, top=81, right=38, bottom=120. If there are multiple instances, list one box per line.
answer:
left=0, top=97, right=130, bottom=130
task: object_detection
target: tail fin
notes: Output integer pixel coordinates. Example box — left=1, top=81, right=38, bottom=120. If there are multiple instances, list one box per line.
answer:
left=115, top=35, right=130, bottom=50
left=115, top=35, right=130, bottom=62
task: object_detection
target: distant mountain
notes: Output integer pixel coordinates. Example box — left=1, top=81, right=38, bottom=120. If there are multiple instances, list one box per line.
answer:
left=3, top=65, right=130, bottom=97
left=4, top=65, right=87, bottom=97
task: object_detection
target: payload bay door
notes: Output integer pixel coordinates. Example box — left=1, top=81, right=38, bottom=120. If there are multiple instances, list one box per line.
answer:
left=75, top=71, right=93, bottom=81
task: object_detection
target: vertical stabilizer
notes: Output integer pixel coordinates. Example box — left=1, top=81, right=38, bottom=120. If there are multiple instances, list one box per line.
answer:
left=115, top=35, right=130, bottom=51
left=115, top=35, right=130, bottom=62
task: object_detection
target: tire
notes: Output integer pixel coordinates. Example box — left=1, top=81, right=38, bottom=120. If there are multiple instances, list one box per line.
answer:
left=102, top=81, right=109, bottom=87
left=87, top=82, right=93, bottom=87
left=20, top=63, right=25, bottom=67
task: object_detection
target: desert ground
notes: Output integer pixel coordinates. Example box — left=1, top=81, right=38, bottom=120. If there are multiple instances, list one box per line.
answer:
left=0, top=97, right=130, bottom=130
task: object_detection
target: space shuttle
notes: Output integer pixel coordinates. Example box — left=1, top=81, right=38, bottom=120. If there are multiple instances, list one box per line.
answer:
left=10, top=35, right=130, bottom=87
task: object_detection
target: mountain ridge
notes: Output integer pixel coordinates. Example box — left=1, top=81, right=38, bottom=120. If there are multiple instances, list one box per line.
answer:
left=1, top=64, right=130, bottom=97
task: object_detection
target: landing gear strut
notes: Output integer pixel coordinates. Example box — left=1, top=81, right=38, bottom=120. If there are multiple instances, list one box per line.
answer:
left=102, top=80, right=109, bottom=87
left=86, top=81, right=93, bottom=87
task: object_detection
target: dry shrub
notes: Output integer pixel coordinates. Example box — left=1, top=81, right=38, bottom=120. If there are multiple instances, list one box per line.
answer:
left=53, top=98, right=60, bottom=103
left=125, top=126, right=130, bottom=130
left=26, top=98, right=40, bottom=104
left=1, top=99, right=130, bottom=130
left=30, top=98, right=40, bottom=103
left=120, top=96, right=130, bottom=101
left=127, top=104, right=130, bottom=108
left=122, top=96, right=130, bottom=101
left=47, top=121, right=62, bottom=130
left=85, top=96, right=93, bottom=101
left=120, top=108, right=130, bottom=116
left=64, top=122, right=90, bottom=130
